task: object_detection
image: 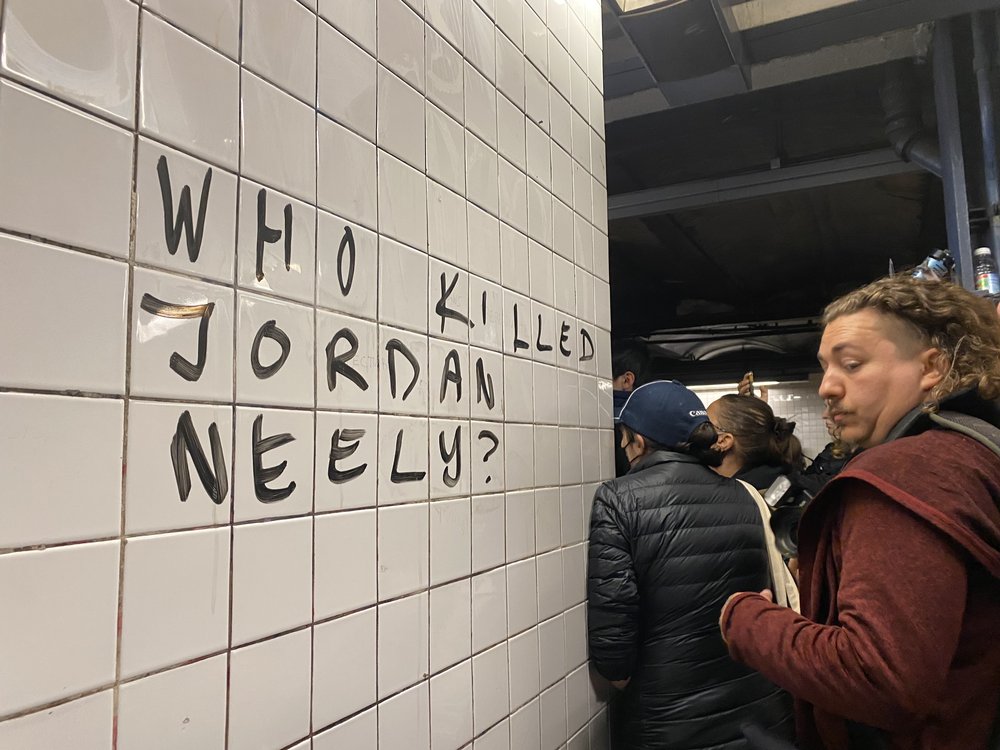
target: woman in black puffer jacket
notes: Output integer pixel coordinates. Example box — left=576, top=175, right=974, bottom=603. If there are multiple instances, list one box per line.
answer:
left=588, top=381, right=793, bottom=749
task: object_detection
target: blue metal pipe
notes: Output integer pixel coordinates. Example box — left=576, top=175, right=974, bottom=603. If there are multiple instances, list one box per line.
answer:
left=971, top=12, right=1000, bottom=260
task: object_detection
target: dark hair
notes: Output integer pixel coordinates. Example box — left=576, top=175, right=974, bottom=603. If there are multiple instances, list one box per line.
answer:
left=714, top=395, right=804, bottom=471
left=620, top=422, right=722, bottom=467
left=611, top=340, right=650, bottom=385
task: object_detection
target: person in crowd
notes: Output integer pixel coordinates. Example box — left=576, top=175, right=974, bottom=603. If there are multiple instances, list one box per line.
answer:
left=612, top=340, right=651, bottom=476
left=589, top=380, right=793, bottom=749
left=708, top=394, right=806, bottom=490
left=720, top=275, right=1000, bottom=750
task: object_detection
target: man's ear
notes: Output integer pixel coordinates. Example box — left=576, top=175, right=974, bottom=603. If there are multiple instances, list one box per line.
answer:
left=632, top=431, right=647, bottom=456
left=622, top=370, right=636, bottom=390
left=919, top=347, right=947, bottom=392
left=714, top=431, right=734, bottom=453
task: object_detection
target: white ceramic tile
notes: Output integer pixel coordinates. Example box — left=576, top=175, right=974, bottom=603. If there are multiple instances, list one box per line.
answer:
left=140, top=12, right=239, bottom=169
left=550, top=89, right=572, bottom=152
left=241, top=70, right=316, bottom=203
left=566, top=665, right=591, bottom=736
left=599, top=428, right=615, bottom=476
left=571, top=109, right=590, bottom=172
left=236, top=178, right=316, bottom=303
left=243, top=0, right=316, bottom=104
left=427, top=104, right=467, bottom=196
left=135, top=138, right=237, bottom=284
left=593, top=228, right=610, bottom=282
left=510, top=699, right=541, bottom=750
left=2, top=0, right=136, bottom=125
left=496, top=30, right=525, bottom=108
left=537, top=551, right=565, bottom=623
left=505, top=489, right=534, bottom=562
left=523, top=7, right=548, bottom=77
left=560, top=426, right=583, bottom=485
left=499, top=159, right=528, bottom=234
left=468, top=214, right=503, bottom=292
left=570, top=60, right=589, bottom=119
left=0, top=542, right=119, bottom=715
left=340, top=411, right=394, bottom=488
left=526, top=124, right=551, bottom=191
left=476, top=719, right=511, bottom=750
left=553, top=255, right=576, bottom=316
left=234, top=407, right=313, bottom=520
left=524, top=63, right=548, bottom=132
left=378, top=0, right=425, bottom=91
left=313, top=607, right=377, bottom=727
left=502, top=357, right=532, bottom=424
left=557, top=314, right=578, bottom=369
left=376, top=239, right=428, bottom=337
left=120, top=528, right=229, bottom=679
left=503, top=422, right=534, bottom=491
left=429, top=340, right=470, bottom=417
left=573, top=162, right=592, bottom=223
left=548, top=0, right=569, bottom=45
left=531, top=302, right=558, bottom=366
left=131, top=268, right=233, bottom=401
left=473, top=642, right=510, bottom=734
left=0, top=82, right=132, bottom=257
left=535, top=424, right=561, bottom=486
left=379, top=681, right=431, bottom=750
left=499, top=226, right=529, bottom=296
left=557, top=368, right=581, bottom=427
left=578, top=374, right=598, bottom=428
left=471, top=419, right=505, bottom=494
left=472, top=568, right=507, bottom=653
left=318, top=19, right=376, bottom=139
left=317, top=211, right=379, bottom=319
left=228, top=629, right=311, bottom=750
left=428, top=183, right=470, bottom=274
left=378, top=415, right=430, bottom=503
left=465, top=63, right=498, bottom=149
left=426, top=0, right=463, bottom=50
left=430, top=418, right=473, bottom=498
left=125, top=401, right=231, bottom=534
left=317, top=312, right=379, bottom=412
left=506, top=557, right=538, bottom=636
left=590, top=710, right=609, bottom=750
left=378, top=593, right=430, bottom=698
left=497, top=94, right=526, bottom=170
left=378, top=502, right=429, bottom=599
left=471, top=493, right=504, bottom=572
left=528, top=183, right=553, bottom=250
left=314, top=508, right=377, bottom=618
left=591, top=129, right=607, bottom=186
left=0, top=690, right=112, bottom=750
left=379, top=151, right=429, bottom=252
left=319, top=0, right=376, bottom=54
left=465, top=0, right=496, bottom=81
left=509, top=627, right=540, bottom=711
left=378, top=66, right=426, bottom=170
left=318, top=114, right=378, bottom=230
left=540, top=680, right=568, bottom=750
left=561, top=486, right=585, bottom=548
left=502, top=289, right=532, bottom=359
left=0, top=394, right=122, bottom=548
left=430, top=578, right=472, bottom=672
left=429, top=497, right=471, bottom=585
left=580, top=426, right=601, bottom=484
left=466, top=132, right=499, bottom=217
left=551, top=143, right=574, bottom=206
left=235, top=292, right=313, bottom=407
left=594, top=327, right=611, bottom=381
left=592, top=179, right=608, bottom=234
left=379, top=325, right=430, bottom=417
left=426, top=25, right=465, bottom=122
left=470, top=347, right=504, bottom=421
left=533, top=363, right=558, bottom=425
left=551, top=43, right=571, bottom=109
left=231, top=517, right=313, bottom=645
left=564, top=603, right=587, bottom=670
left=573, top=214, right=594, bottom=273
left=535, top=486, right=561, bottom=552
left=526, top=0, right=546, bottom=22
left=314, top=708, right=377, bottom=750
left=431, top=660, right=474, bottom=749
left=562, top=543, right=587, bottom=607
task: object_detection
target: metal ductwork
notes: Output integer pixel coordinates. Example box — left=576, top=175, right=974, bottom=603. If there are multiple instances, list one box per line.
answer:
left=879, top=60, right=943, bottom=177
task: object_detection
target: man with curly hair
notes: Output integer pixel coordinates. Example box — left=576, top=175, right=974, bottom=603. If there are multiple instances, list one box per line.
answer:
left=719, top=276, right=1000, bottom=750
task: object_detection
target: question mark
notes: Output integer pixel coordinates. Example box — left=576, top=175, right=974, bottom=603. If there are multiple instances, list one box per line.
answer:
left=477, top=430, right=499, bottom=484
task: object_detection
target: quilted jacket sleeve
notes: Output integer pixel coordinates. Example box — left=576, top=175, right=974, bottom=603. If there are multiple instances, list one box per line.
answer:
left=587, top=484, right=639, bottom=681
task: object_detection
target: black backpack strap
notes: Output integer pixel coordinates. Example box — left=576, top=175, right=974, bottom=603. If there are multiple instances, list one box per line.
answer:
left=928, top=411, right=1000, bottom=461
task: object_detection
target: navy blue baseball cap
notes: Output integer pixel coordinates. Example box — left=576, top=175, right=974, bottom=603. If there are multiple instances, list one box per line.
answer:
left=614, top=380, right=710, bottom=448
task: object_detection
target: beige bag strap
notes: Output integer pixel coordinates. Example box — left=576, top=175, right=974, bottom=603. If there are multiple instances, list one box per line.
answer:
left=737, top=479, right=800, bottom=613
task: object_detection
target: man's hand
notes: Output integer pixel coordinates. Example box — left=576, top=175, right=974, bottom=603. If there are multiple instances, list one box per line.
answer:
left=611, top=678, right=631, bottom=690
left=719, top=589, right=773, bottom=644
left=737, top=371, right=754, bottom=397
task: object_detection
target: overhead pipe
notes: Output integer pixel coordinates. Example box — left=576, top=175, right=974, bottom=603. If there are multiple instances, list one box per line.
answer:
left=880, top=59, right=943, bottom=178
left=971, top=11, right=1000, bottom=257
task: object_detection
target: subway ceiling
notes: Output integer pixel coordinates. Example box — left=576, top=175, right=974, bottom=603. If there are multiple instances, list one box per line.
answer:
left=601, top=0, right=997, bottom=383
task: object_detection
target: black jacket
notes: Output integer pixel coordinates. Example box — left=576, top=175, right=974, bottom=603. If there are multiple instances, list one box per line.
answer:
left=587, top=451, right=793, bottom=749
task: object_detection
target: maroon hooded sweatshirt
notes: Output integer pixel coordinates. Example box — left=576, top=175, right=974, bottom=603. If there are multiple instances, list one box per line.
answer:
left=721, top=428, right=1000, bottom=750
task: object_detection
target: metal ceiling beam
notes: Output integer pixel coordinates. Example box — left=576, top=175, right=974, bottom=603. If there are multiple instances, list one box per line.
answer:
left=608, top=149, right=921, bottom=220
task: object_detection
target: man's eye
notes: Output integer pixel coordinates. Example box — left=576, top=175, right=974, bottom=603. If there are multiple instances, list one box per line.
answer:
left=844, top=361, right=861, bottom=371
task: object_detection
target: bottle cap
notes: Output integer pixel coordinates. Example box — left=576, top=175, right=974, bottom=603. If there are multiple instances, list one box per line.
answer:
left=974, top=247, right=993, bottom=256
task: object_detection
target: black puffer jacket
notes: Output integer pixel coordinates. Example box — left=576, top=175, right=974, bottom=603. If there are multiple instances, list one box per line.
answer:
left=587, top=451, right=793, bottom=749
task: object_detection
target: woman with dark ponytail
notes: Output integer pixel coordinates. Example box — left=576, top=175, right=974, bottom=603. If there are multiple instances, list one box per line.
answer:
left=708, top=395, right=805, bottom=490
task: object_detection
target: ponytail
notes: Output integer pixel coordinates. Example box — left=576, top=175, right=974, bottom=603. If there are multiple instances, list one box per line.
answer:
left=715, top=395, right=804, bottom=472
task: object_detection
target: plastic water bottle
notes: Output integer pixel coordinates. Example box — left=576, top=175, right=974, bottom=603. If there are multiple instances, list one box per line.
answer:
left=912, top=249, right=954, bottom=281
left=974, top=247, right=1000, bottom=294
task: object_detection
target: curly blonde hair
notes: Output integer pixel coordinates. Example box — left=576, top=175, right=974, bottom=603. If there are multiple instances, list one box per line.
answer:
left=823, top=275, right=1000, bottom=409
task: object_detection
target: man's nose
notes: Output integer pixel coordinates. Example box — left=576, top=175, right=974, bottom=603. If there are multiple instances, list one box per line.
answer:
left=818, top=370, right=842, bottom=400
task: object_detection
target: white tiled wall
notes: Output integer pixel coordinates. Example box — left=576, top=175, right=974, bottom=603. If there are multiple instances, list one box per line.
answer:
left=0, top=0, right=612, bottom=747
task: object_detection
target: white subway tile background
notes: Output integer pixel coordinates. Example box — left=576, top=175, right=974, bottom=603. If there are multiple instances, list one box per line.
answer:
left=0, top=0, right=613, bottom=748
